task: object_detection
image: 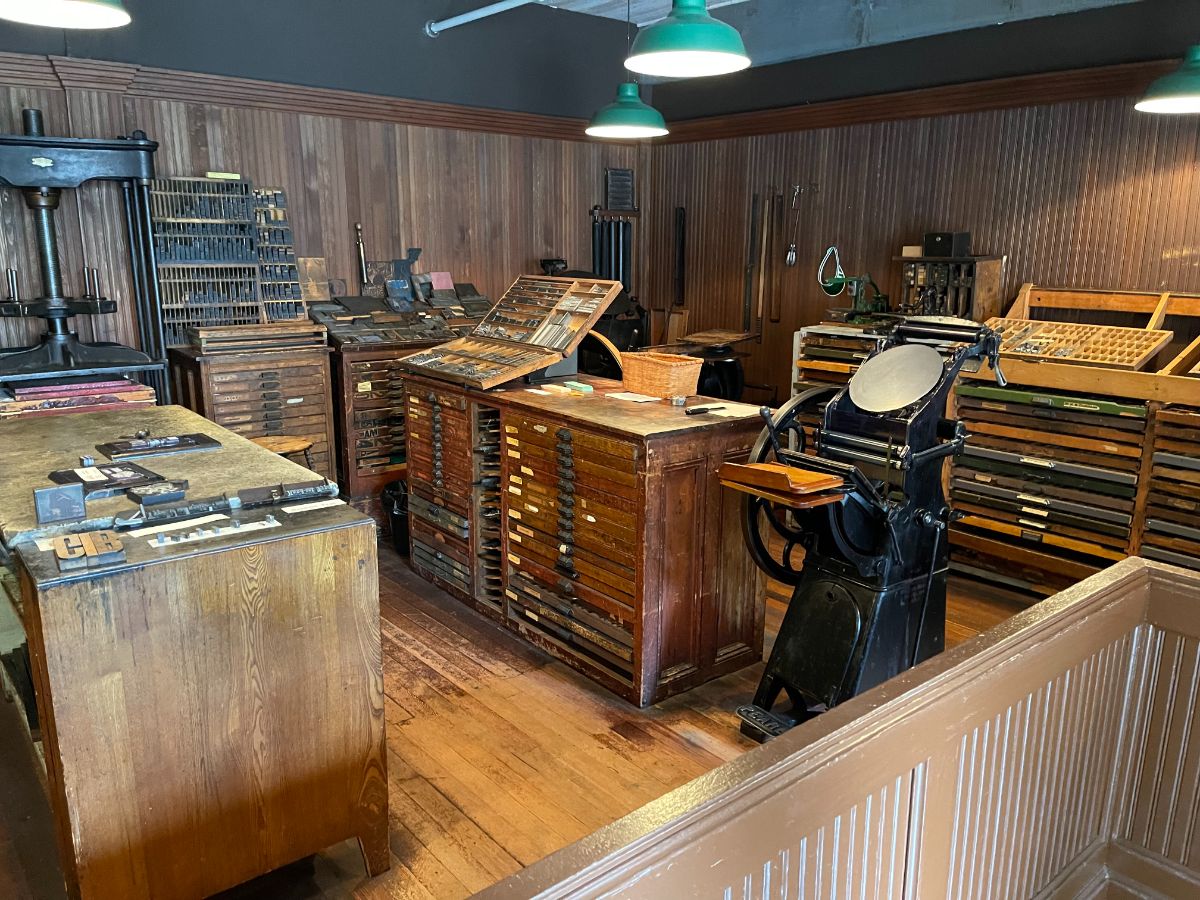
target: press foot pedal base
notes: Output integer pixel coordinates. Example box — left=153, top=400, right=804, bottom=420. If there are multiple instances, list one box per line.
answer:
left=736, top=704, right=794, bottom=742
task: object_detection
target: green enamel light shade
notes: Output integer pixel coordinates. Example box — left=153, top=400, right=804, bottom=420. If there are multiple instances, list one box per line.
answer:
left=1136, top=46, right=1200, bottom=114
left=586, top=83, right=669, bottom=139
left=625, top=0, right=750, bottom=79
left=0, top=0, right=131, bottom=28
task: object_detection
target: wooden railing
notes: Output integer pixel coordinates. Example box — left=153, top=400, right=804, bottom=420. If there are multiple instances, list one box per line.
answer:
left=478, top=557, right=1200, bottom=898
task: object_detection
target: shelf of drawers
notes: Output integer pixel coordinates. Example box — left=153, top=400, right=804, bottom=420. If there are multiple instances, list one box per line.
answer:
left=168, top=346, right=336, bottom=481
left=330, top=345, right=442, bottom=525
left=1141, top=405, right=1200, bottom=572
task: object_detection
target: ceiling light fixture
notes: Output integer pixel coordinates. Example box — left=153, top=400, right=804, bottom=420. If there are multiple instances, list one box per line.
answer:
left=586, top=82, right=669, bottom=138
left=0, top=0, right=131, bottom=29
left=1136, top=46, right=1200, bottom=114
left=625, top=0, right=749, bottom=80
left=588, top=0, right=668, bottom=140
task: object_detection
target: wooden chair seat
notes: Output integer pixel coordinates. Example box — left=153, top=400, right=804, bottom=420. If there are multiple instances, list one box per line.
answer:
left=250, top=435, right=315, bottom=469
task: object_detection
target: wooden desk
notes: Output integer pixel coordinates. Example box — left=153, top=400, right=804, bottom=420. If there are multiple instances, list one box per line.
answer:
left=404, top=373, right=765, bottom=706
left=0, top=406, right=387, bottom=899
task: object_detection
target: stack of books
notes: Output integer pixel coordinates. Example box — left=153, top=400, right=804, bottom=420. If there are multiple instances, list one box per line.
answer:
left=0, top=377, right=156, bottom=419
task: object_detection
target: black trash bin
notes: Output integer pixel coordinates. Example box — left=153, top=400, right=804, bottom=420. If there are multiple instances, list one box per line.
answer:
left=381, top=480, right=409, bottom=556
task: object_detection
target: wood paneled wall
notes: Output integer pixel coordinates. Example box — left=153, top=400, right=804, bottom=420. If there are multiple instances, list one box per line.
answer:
left=0, top=54, right=636, bottom=354
left=4, top=51, right=1200, bottom=409
left=645, top=96, right=1200, bottom=399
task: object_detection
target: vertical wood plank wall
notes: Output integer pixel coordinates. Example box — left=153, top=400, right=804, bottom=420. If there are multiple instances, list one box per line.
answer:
left=3, top=52, right=1200, bottom=410
left=0, top=55, right=636, bottom=354
left=644, top=98, right=1200, bottom=397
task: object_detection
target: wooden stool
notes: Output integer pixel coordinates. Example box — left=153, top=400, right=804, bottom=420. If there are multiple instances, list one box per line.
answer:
left=250, top=435, right=315, bottom=470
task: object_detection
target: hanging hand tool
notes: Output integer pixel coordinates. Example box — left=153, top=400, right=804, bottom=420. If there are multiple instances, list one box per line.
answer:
left=785, top=185, right=801, bottom=267
left=354, top=222, right=368, bottom=289
left=742, top=193, right=761, bottom=333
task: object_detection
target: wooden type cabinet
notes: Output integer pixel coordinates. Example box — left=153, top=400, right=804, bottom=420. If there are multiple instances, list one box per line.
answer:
left=168, top=346, right=336, bottom=481
left=404, top=374, right=764, bottom=706
left=404, top=375, right=504, bottom=616
left=0, top=406, right=387, bottom=900
left=329, top=344, right=439, bottom=527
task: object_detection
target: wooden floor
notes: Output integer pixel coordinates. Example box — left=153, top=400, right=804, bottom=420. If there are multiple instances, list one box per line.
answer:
left=0, top=546, right=1029, bottom=900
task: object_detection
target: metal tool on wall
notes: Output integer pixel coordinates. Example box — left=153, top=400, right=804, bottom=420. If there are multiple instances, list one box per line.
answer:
left=769, top=192, right=785, bottom=324
left=591, top=207, right=634, bottom=293
left=754, top=191, right=774, bottom=342
left=783, top=182, right=818, bottom=268
left=785, top=185, right=801, bottom=266
left=354, top=222, right=368, bottom=289
left=742, top=193, right=760, bottom=333
left=673, top=206, right=686, bottom=307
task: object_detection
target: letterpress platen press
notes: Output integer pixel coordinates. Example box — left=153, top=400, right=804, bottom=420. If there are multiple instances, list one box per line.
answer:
left=726, top=316, right=1006, bottom=741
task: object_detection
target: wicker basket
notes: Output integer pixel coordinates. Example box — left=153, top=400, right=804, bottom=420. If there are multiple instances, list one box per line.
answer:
left=621, top=351, right=703, bottom=398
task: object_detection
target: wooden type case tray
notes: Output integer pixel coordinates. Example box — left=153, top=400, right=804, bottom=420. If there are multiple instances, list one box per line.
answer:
left=1142, top=406, right=1200, bottom=569
left=399, top=276, right=622, bottom=389
left=987, top=318, right=1172, bottom=370
left=950, top=382, right=1147, bottom=572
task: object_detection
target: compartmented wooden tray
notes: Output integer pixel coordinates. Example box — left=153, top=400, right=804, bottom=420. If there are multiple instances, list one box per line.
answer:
left=987, top=317, right=1172, bottom=370
left=398, top=276, right=622, bottom=389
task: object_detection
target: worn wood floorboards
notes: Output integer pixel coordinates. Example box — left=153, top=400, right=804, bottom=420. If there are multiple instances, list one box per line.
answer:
left=0, top=545, right=1027, bottom=899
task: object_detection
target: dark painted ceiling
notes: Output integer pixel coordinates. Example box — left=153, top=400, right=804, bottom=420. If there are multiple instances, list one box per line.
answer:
left=652, top=0, right=1198, bottom=120
left=0, top=0, right=1192, bottom=121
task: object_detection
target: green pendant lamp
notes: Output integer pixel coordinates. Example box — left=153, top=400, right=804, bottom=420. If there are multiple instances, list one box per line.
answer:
left=586, top=82, right=668, bottom=139
left=0, top=0, right=131, bottom=28
left=625, top=0, right=749, bottom=79
left=1136, top=46, right=1200, bottom=113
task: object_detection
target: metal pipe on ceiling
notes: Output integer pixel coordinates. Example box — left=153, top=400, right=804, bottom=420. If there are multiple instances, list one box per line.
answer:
left=425, top=0, right=557, bottom=37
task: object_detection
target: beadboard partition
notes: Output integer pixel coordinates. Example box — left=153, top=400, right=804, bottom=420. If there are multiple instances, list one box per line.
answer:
left=0, top=53, right=640, bottom=354
left=479, top=557, right=1200, bottom=898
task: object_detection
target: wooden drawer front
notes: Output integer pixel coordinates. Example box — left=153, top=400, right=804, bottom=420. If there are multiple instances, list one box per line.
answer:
left=210, top=365, right=326, bottom=389
left=506, top=572, right=634, bottom=684
left=409, top=493, right=470, bottom=539
left=410, top=480, right=470, bottom=519
left=211, top=374, right=324, bottom=400
left=406, top=387, right=467, bottom=413
left=504, top=416, right=638, bottom=466
left=412, top=536, right=472, bottom=596
left=505, top=440, right=638, bottom=501
left=212, top=401, right=324, bottom=426
left=349, top=359, right=406, bottom=376
left=508, top=518, right=634, bottom=598
left=507, top=543, right=634, bottom=627
left=410, top=517, right=472, bottom=568
left=506, top=478, right=637, bottom=545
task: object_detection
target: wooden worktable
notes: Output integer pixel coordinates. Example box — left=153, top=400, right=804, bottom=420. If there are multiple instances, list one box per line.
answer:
left=403, top=372, right=766, bottom=705
left=0, top=405, right=322, bottom=546
left=482, top=375, right=767, bottom=438
left=1, top=406, right=388, bottom=900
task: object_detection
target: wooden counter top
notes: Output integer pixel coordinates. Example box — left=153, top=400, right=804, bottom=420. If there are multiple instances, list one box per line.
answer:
left=0, top=405, right=325, bottom=547
left=409, top=373, right=766, bottom=441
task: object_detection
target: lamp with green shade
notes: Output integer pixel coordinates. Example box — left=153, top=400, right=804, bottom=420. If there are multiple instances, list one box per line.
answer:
left=625, top=0, right=749, bottom=79
left=586, top=82, right=668, bottom=139
left=0, top=0, right=131, bottom=28
left=1136, top=46, right=1200, bottom=114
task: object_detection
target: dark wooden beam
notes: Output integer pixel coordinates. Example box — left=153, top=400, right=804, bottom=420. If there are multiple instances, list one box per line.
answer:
left=662, top=59, right=1179, bottom=143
